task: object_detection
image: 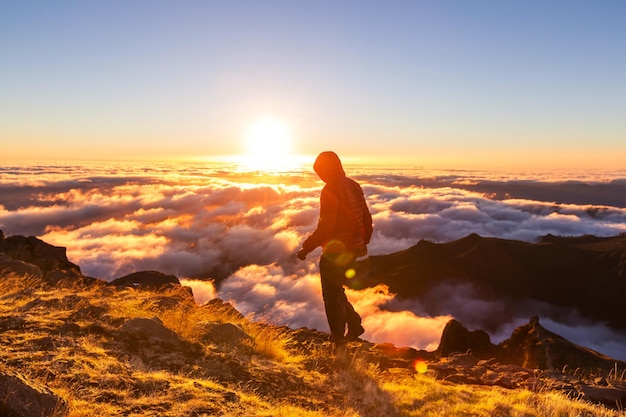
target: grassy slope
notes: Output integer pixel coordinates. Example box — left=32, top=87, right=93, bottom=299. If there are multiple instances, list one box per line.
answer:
left=0, top=273, right=622, bottom=417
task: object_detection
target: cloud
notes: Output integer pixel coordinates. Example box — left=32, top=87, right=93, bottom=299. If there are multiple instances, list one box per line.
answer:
left=180, top=278, right=217, bottom=304
left=1, top=163, right=626, bottom=356
left=218, top=263, right=328, bottom=330
left=346, top=285, right=451, bottom=351
left=366, top=184, right=626, bottom=247
left=217, top=263, right=451, bottom=351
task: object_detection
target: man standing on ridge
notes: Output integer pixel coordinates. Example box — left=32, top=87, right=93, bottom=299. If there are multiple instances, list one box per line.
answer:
left=297, top=151, right=373, bottom=349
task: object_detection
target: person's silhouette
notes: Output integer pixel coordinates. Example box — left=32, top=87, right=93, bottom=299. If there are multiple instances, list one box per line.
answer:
left=297, top=151, right=373, bottom=348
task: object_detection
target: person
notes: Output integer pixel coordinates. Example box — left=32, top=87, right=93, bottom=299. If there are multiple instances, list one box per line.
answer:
left=297, top=151, right=373, bottom=348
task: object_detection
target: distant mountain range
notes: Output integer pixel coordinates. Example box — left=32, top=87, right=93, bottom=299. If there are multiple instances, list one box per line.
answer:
left=350, top=233, right=626, bottom=330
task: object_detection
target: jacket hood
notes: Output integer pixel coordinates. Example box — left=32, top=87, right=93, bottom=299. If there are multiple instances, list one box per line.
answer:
left=313, top=151, right=345, bottom=183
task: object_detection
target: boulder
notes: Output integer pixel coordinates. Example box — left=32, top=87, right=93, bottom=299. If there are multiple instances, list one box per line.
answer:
left=436, top=319, right=504, bottom=360
left=0, top=371, right=68, bottom=417
left=121, top=317, right=182, bottom=345
left=119, top=317, right=205, bottom=373
left=195, top=321, right=251, bottom=346
left=110, top=271, right=180, bottom=289
left=69, top=304, right=108, bottom=321
left=0, top=234, right=82, bottom=284
left=201, top=298, right=246, bottom=321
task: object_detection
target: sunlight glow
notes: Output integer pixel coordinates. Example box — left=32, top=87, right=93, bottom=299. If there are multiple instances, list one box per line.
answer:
left=246, top=117, right=291, bottom=155
left=240, top=117, right=296, bottom=171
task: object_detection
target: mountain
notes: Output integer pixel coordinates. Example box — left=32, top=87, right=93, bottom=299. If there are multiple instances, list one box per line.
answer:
left=1, top=230, right=626, bottom=416
left=350, top=233, right=626, bottom=330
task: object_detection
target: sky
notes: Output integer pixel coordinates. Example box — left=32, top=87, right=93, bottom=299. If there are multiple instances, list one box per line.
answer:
left=1, top=1, right=626, bottom=169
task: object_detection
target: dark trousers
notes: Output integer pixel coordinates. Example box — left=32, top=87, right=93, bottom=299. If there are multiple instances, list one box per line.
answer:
left=319, top=256, right=362, bottom=343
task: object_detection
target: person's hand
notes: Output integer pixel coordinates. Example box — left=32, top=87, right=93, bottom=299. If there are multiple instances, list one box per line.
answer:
left=297, top=249, right=307, bottom=260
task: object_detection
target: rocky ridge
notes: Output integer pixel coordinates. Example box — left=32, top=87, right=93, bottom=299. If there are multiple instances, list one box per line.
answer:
left=1, top=230, right=626, bottom=415
left=350, top=233, right=626, bottom=330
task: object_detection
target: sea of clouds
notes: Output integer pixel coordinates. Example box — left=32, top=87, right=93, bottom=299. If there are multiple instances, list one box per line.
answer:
left=2, top=161, right=626, bottom=359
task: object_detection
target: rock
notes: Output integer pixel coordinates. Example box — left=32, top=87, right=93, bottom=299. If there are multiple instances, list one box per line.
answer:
left=148, top=285, right=196, bottom=311
left=499, top=316, right=625, bottom=371
left=121, top=317, right=182, bottom=345
left=195, top=321, right=251, bottom=346
left=0, top=234, right=82, bottom=284
left=430, top=353, right=541, bottom=391
left=58, top=322, right=81, bottom=335
left=201, top=298, right=246, bottom=321
left=48, top=271, right=101, bottom=288
left=110, top=271, right=180, bottom=289
left=608, top=379, right=626, bottom=390
left=442, top=352, right=480, bottom=368
left=0, top=371, right=69, bottom=417
left=69, top=304, right=108, bottom=320
left=436, top=319, right=504, bottom=360
left=0, top=315, right=27, bottom=331
left=373, top=342, right=418, bottom=359
left=368, top=342, right=433, bottom=369
left=33, top=336, right=55, bottom=351
left=0, top=253, right=43, bottom=278
left=577, top=385, right=626, bottom=407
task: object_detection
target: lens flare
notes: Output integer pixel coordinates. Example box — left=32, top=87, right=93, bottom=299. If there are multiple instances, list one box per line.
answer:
left=413, top=359, right=428, bottom=374
left=324, top=239, right=346, bottom=256
left=324, top=239, right=357, bottom=267
left=345, top=268, right=356, bottom=279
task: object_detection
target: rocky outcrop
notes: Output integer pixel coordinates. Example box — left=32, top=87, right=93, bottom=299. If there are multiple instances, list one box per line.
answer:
left=429, top=317, right=626, bottom=410
left=436, top=319, right=505, bottom=360
left=195, top=322, right=251, bottom=347
left=201, top=298, right=246, bottom=322
left=110, top=270, right=181, bottom=289
left=436, top=317, right=626, bottom=372
left=290, top=323, right=626, bottom=409
left=427, top=353, right=626, bottom=408
left=0, top=231, right=97, bottom=286
left=0, top=252, right=43, bottom=278
left=500, top=316, right=622, bottom=371
left=121, top=317, right=182, bottom=345
left=0, top=371, right=68, bottom=417
left=428, top=353, right=536, bottom=389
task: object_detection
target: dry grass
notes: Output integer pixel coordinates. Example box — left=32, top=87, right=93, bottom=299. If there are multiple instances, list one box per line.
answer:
left=384, top=374, right=622, bottom=417
left=0, top=272, right=624, bottom=417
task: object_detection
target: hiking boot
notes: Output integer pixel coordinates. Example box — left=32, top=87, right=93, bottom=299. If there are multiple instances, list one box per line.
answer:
left=345, top=323, right=365, bottom=341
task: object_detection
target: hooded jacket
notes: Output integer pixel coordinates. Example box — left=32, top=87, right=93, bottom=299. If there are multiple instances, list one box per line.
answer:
left=301, top=152, right=373, bottom=259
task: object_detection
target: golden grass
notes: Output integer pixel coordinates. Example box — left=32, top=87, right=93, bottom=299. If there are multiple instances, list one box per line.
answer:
left=381, top=370, right=621, bottom=417
left=0, top=272, right=624, bottom=417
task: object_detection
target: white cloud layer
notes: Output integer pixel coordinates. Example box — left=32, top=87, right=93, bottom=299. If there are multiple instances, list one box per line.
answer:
left=1, top=162, right=626, bottom=357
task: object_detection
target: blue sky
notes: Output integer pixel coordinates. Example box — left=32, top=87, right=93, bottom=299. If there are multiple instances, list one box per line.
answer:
left=1, top=1, right=625, bottom=169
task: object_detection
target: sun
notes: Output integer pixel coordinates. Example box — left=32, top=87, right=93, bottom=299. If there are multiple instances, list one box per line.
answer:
left=241, top=117, right=296, bottom=171
left=245, top=117, right=292, bottom=156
